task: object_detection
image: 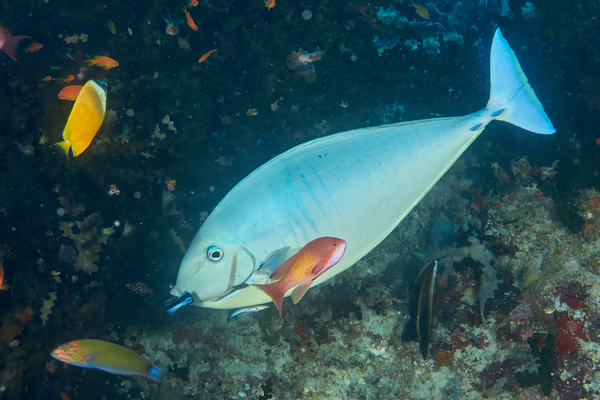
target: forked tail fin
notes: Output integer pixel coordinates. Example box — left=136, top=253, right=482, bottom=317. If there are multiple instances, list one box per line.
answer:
left=486, top=28, right=556, bottom=135
left=0, top=27, right=31, bottom=62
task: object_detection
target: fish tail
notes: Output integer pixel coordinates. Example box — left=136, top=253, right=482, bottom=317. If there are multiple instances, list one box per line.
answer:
left=253, top=281, right=285, bottom=317
left=485, top=28, right=555, bottom=135
left=83, top=59, right=95, bottom=66
left=55, top=140, right=72, bottom=158
left=147, top=364, right=165, bottom=383
left=0, top=32, right=32, bottom=61
left=485, top=28, right=556, bottom=135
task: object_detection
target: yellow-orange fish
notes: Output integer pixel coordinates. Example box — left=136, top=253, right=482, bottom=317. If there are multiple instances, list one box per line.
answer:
left=51, top=339, right=165, bottom=382
left=411, top=1, right=430, bottom=19
left=25, top=42, right=43, bottom=53
left=181, top=6, right=198, bottom=31
left=264, top=0, right=275, bottom=10
left=0, top=265, right=8, bottom=290
left=62, top=74, right=75, bottom=83
left=55, top=80, right=107, bottom=157
left=57, top=85, right=84, bottom=101
left=198, top=48, right=217, bottom=64
left=253, top=237, right=347, bottom=316
left=41, top=75, right=53, bottom=82
left=84, top=55, right=119, bottom=70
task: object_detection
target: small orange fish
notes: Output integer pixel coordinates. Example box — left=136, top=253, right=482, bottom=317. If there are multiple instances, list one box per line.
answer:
left=60, top=393, right=71, bottom=400
left=253, top=237, right=347, bottom=316
left=25, top=42, right=43, bottom=53
left=198, top=48, right=217, bottom=64
left=264, top=0, right=275, bottom=10
left=181, top=6, right=198, bottom=31
left=411, top=1, right=430, bottom=19
left=62, top=74, right=75, bottom=83
left=41, top=75, right=53, bottom=82
left=84, top=55, right=119, bottom=70
left=57, top=85, right=83, bottom=101
left=0, top=265, right=8, bottom=290
left=189, top=0, right=198, bottom=6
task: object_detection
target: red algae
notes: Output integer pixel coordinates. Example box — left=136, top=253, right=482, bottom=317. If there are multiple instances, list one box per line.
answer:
left=555, top=311, right=588, bottom=356
left=295, top=321, right=309, bottom=342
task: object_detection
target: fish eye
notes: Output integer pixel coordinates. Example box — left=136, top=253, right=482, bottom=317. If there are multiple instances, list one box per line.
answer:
left=207, top=246, right=223, bottom=261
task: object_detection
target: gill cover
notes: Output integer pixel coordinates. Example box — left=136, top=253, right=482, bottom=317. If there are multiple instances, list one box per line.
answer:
left=170, top=239, right=255, bottom=302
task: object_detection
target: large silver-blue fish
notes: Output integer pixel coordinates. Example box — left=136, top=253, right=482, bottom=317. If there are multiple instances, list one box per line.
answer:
left=168, top=29, right=555, bottom=311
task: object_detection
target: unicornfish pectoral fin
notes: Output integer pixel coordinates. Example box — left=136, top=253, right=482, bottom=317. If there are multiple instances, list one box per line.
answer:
left=249, top=246, right=297, bottom=281
left=164, top=291, right=194, bottom=314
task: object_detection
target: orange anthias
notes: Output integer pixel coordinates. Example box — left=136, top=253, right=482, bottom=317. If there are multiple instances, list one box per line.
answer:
left=84, top=56, right=119, bottom=70
left=181, top=6, right=198, bottom=31
left=25, top=42, right=43, bottom=53
left=0, top=264, right=8, bottom=290
left=198, top=48, right=217, bottom=63
left=264, top=0, right=275, bottom=10
left=0, top=26, right=31, bottom=61
left=253, top=237, right=347, bottom=317
left=57, top=85, right=84, bottom=101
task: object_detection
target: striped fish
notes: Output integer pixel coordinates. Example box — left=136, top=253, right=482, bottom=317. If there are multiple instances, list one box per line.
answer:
left=51, top=339, right=164, bottom=382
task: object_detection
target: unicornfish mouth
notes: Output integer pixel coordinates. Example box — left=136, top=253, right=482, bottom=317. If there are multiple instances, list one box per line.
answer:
left=164, top=291, right=195, bottom=314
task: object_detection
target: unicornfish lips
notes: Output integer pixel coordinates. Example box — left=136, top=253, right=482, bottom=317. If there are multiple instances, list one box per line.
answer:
left=164, top=291, right=195, bottom=314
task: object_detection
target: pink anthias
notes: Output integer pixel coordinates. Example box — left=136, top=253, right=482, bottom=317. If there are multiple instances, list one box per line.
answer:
left=0, top=26, right=31, bottom=61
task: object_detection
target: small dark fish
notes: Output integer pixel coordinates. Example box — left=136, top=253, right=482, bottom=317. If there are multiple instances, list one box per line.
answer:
left=164, top=291, right=194, bottom=314
left=401, top=260, right=438, bottom=359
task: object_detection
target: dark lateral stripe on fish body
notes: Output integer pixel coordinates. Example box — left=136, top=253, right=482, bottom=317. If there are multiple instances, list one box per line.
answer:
left=416, top=260, right=437, bottom=359
left=164, top=291, right=194, bottom=314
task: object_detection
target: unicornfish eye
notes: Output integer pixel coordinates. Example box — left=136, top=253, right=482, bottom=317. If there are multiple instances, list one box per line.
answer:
left=207, top=246, right=223, bottom=261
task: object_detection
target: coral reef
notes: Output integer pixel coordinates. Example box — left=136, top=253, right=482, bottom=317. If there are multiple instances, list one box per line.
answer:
left=59, top=212, right=116, bottom=273
left=0, top=0, right=598, bottom=398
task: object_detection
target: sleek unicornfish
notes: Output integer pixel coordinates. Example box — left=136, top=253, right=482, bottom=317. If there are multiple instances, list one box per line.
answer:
left=51, top=339, right=165, bottom=382
left=168, top=28, right=555, bottom=311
